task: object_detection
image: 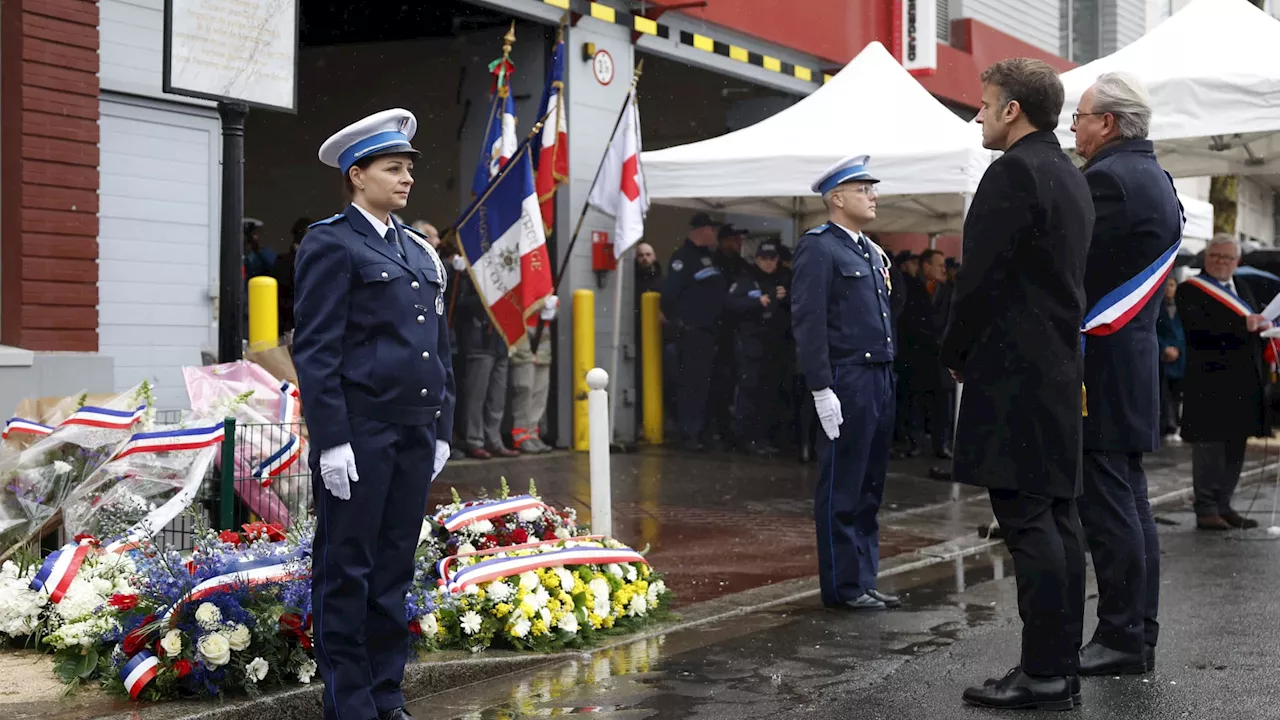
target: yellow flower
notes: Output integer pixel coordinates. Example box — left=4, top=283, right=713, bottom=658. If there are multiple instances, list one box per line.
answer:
left=633, top=580, right=649, bottom=594
left=588, top=612, right=604, bottom=629
left=476, top=588, right=487, bottom=601
left=572, top=578, right=587, bottom=595
left=611, top=601, right=624, bottom=616
left=558, top=591, right=574, bottom=607
left=494, top=603, right=513, bottom=618
left=640, top=565, right=651, bottom=578
left=531, top=619, right=549, bottom=636
left=547, top=597, right=562, bottom=613
left=602, top=615, right=616, bottom=629
left=519, top=600, right=537, bottom=618
left=540, top=570, right=560, bottom=589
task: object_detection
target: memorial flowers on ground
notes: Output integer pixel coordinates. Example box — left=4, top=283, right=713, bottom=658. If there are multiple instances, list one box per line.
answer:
left=0, top=480, right=671, bottom=702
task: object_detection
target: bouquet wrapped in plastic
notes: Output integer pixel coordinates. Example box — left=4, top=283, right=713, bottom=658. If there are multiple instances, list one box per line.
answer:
left=183, top=361, right=311, bottom=526
left=0, top=383, right=155, bottom=551
left=61, top=411, right=226, bottom=547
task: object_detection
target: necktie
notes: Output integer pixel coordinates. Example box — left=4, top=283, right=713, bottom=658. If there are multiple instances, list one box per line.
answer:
left=384, top=227, right=405, bottom=259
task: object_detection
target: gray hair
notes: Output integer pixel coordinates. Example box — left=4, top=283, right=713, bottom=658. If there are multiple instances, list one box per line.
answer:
left=1208, top=233, right=1240, bottom=256
left=1092, top=72, right=1152, bottom=140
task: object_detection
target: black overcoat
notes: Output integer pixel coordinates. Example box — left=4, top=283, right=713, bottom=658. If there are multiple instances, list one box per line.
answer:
left=939, top=132, right=1094, bottom=499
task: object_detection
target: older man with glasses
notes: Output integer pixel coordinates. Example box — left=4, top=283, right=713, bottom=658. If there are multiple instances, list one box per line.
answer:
left=1069, top=71, right=1184, bottom=678
left=1177, top=235, right=1275, bottom=532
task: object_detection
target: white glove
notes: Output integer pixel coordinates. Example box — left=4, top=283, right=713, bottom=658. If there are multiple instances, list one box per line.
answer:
left=432, top=440, right=450, bottom=480
left=319, top=443, right=359, bottom=501
left=451, top=255, right=467, bottom=272
left=540, top=294, right=560, bottom=321
left=812, top=388, right=843, bottom=441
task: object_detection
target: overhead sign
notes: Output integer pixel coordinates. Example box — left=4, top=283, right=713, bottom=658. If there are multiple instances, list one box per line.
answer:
left=892, top=0, right=938, bottom=77
left=163, top=0, right=300, bottom=112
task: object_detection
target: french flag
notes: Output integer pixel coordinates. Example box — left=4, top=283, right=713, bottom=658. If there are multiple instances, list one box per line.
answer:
left=471, top=79, right=518, bottom=198
left=456, top=141, right=554, bottom=348
left=534, top=35, right=568, bottom=235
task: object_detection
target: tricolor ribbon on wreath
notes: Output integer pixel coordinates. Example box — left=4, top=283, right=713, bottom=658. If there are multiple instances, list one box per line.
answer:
left=158, top=548, right=305, bottom=624
left=121, top=650, right=161, bottom=699
left=1079, top=173, right=1185, bottom=416
left=435, top=494, right=548, bottom=532
left=29, top=423, right=226, bottom=602
left=1182, top=274, right=1280, bottom=370
left=439, top=540, right=648, bottom=595
left=3, top=404, right=146, bottom=440
left=248, top=382, right=305, bottom=487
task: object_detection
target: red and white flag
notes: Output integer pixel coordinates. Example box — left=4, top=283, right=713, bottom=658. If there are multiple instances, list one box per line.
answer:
left=588, top=90, right=648, bottom=259
left=535, top=37, right=568, bottom=235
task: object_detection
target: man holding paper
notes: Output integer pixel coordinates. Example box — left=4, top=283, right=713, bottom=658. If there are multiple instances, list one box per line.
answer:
left=1176, top=234, right=1274, bottom=531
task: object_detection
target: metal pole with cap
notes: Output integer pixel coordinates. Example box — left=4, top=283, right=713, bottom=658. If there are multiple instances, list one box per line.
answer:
left=218, top=101, right=249, bottom=362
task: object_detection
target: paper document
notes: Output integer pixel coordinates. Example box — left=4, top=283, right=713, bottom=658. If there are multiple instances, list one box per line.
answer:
left=1263, top=291, right=1280, bottom=322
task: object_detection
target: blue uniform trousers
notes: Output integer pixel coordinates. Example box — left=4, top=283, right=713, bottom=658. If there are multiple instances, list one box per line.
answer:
left=814, top=363, right=895, bottom=605
left=676, top=328, right=716, bottom=443
left=311, top=414, right=437, bottom=720
left=1078, top=451, right=1160, bottom=653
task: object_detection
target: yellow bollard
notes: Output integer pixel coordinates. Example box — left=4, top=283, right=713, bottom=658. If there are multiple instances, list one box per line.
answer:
left=573, top=288, right=595, bottom=451
left=640, top=291, right=664, bottom=444
left=247, top=276, right=279, bottom=351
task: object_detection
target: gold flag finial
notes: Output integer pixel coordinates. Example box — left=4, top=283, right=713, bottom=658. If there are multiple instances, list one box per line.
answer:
left=503, top=21, right=517, bottom=55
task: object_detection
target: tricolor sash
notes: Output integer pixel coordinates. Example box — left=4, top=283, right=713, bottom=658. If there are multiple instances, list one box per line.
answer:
left=61, top=405, right=147, bottom=430
left=1184, top=274, right=1280, bottom=369
left=29, top=540, right=94, bottom=603
left=112, top=423, right=226, bottom=460
left=120, top=651, right=161, bottom=699
left=280, top=381, right=301, bottom=424
left=160, top=549, right=304, bottom=624
left=1081, top=239, right=1181, bottom=337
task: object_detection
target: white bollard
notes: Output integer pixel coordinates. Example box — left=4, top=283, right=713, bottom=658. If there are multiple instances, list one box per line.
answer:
left=586, top=367, right=612, bottom=539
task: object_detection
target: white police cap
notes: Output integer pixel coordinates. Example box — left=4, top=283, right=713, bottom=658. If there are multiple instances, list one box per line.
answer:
left=811, top=154, right=880, bottom=195
left=319, top=108, right=420, bottom=175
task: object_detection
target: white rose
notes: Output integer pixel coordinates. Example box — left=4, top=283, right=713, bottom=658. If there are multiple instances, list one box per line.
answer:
left=198, top=632, right=231, bottom=667
left=194, top=602, right=222, bottom=630
left=227, top=623, right=252, bottom=651
left=517, top=508, right=543, bottom=523
left=554, top=527, right=572, bottom=540
left=245, top=656, right=269, bottom=683
left=296, top=658, right=317, bottom=684
left=510, top=618, right=531, bottom=638
left=458, top=543, right=477, bottom=555
left=159, top=630, right=183, bottom=656
left=518, top=572, right=540, bottom=591
left=471, top=520, right=494, bottom=534
left=420, top=613, right=439, bottom=637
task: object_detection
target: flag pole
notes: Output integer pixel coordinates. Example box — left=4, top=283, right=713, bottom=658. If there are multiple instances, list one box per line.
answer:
left=530, top=59, right=644, bottom=355
left=608, top=247, right=630, bottom=446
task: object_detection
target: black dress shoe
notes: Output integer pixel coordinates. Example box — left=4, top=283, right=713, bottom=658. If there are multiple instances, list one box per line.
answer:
left=985, top=673, right=1080, bottom=706
left=380, top=708, right=413, bottom=720
left=963, top=667, right=1074, bottom=711
left=823, top=593, right=887, bottom=612
left=1078, top=640, right=1148, bottom=676
left=866, top=588, right=902, bottom=608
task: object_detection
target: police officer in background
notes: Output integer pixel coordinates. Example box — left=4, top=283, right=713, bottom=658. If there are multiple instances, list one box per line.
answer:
left=293, top=108, right=455, bottom=720
left=726, top=241, right=791, bottom=455
left=792, top=155, right=900, bottom=612
left=661, top=212, right=729, bottom=451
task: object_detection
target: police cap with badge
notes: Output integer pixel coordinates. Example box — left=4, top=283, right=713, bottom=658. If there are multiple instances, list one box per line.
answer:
left=812, top=154, right=880, bottom=196
left=319, top=108, right=421, bottom=175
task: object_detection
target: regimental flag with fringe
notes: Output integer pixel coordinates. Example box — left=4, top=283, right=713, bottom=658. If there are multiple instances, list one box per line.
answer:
left=455, top=139, right=554, bottom=349
left=471, top=52, right=518, bottom=198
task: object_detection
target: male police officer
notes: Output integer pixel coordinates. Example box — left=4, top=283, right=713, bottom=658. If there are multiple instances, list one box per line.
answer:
left=726, top=241, right=791, bottom=455
left=661, top=212, right=729, bottom=450
left=293, top=108, right=455, bottom=720
left=792, top=155, right=899, bottom=612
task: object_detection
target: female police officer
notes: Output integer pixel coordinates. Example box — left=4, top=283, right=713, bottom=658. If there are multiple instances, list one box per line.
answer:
left=293, top=108, right=455, bottom=720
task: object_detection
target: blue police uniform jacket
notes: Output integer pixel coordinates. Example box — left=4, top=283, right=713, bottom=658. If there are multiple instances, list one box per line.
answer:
left=660, top=239, right=728, bottom=332
left=292, top=204, right=457, bottom=451
left=791, top=223, right=895, bottom=390
left=1081, top=139, right=1182, bottom=453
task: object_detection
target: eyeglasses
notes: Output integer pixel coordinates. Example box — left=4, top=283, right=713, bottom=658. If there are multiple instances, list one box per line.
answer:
left=1206, top=253, right=1239, bottom=262
left=837, top=185, right=878, bottom=198
left=1072, top=112, right=1104, bottom=124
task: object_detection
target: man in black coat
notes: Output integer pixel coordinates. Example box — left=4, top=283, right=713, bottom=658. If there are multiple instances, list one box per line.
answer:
left=941, top=59, right=1095, bottom=711
left=899, top=249, right=954, bottom=458
left=1177, top=235, right=1275, bottom=530
left=1070, top=72, right=1183, bottom=677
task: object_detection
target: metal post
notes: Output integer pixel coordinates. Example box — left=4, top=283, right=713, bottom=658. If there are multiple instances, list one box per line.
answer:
left=218, top=102, right=249, bottom=362
left=247, top=276, right=278, bottom=351
left=607, top=253, right=627, bottom=442
left=220, top=417, right=237, bottom=530
left=640, top=291, right=664, bottom=444
left=586, top=367, right=612, bottom=538
left=573, top=288, right=595, bottom=451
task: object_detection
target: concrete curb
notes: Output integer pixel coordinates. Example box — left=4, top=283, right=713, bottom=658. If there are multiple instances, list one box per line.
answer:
left=139, top=457, right=1280, bottom=720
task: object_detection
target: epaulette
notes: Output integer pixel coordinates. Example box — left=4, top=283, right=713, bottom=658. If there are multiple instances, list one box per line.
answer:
left=804, top=223, right=830, bottom=236
left=308, top=214, right=344, bottom=228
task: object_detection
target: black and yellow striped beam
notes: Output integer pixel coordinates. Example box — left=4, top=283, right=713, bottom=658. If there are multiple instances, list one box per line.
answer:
left=537, top=0, right=828, bottom=85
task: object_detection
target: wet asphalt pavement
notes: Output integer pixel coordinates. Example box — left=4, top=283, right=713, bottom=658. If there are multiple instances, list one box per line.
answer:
left=407, top=480, right=1280, bottom=719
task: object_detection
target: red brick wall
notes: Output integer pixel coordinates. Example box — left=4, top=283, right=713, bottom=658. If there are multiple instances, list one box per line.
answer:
left=1, top=0, right=100, bottom=352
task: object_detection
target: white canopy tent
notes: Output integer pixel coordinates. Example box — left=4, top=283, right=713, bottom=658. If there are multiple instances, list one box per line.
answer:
left=1055, top=0, right=1280, bottom=178
left=1179, top=193, right=1215, bottom=255
left=641, top=42, right=991, bottom=234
